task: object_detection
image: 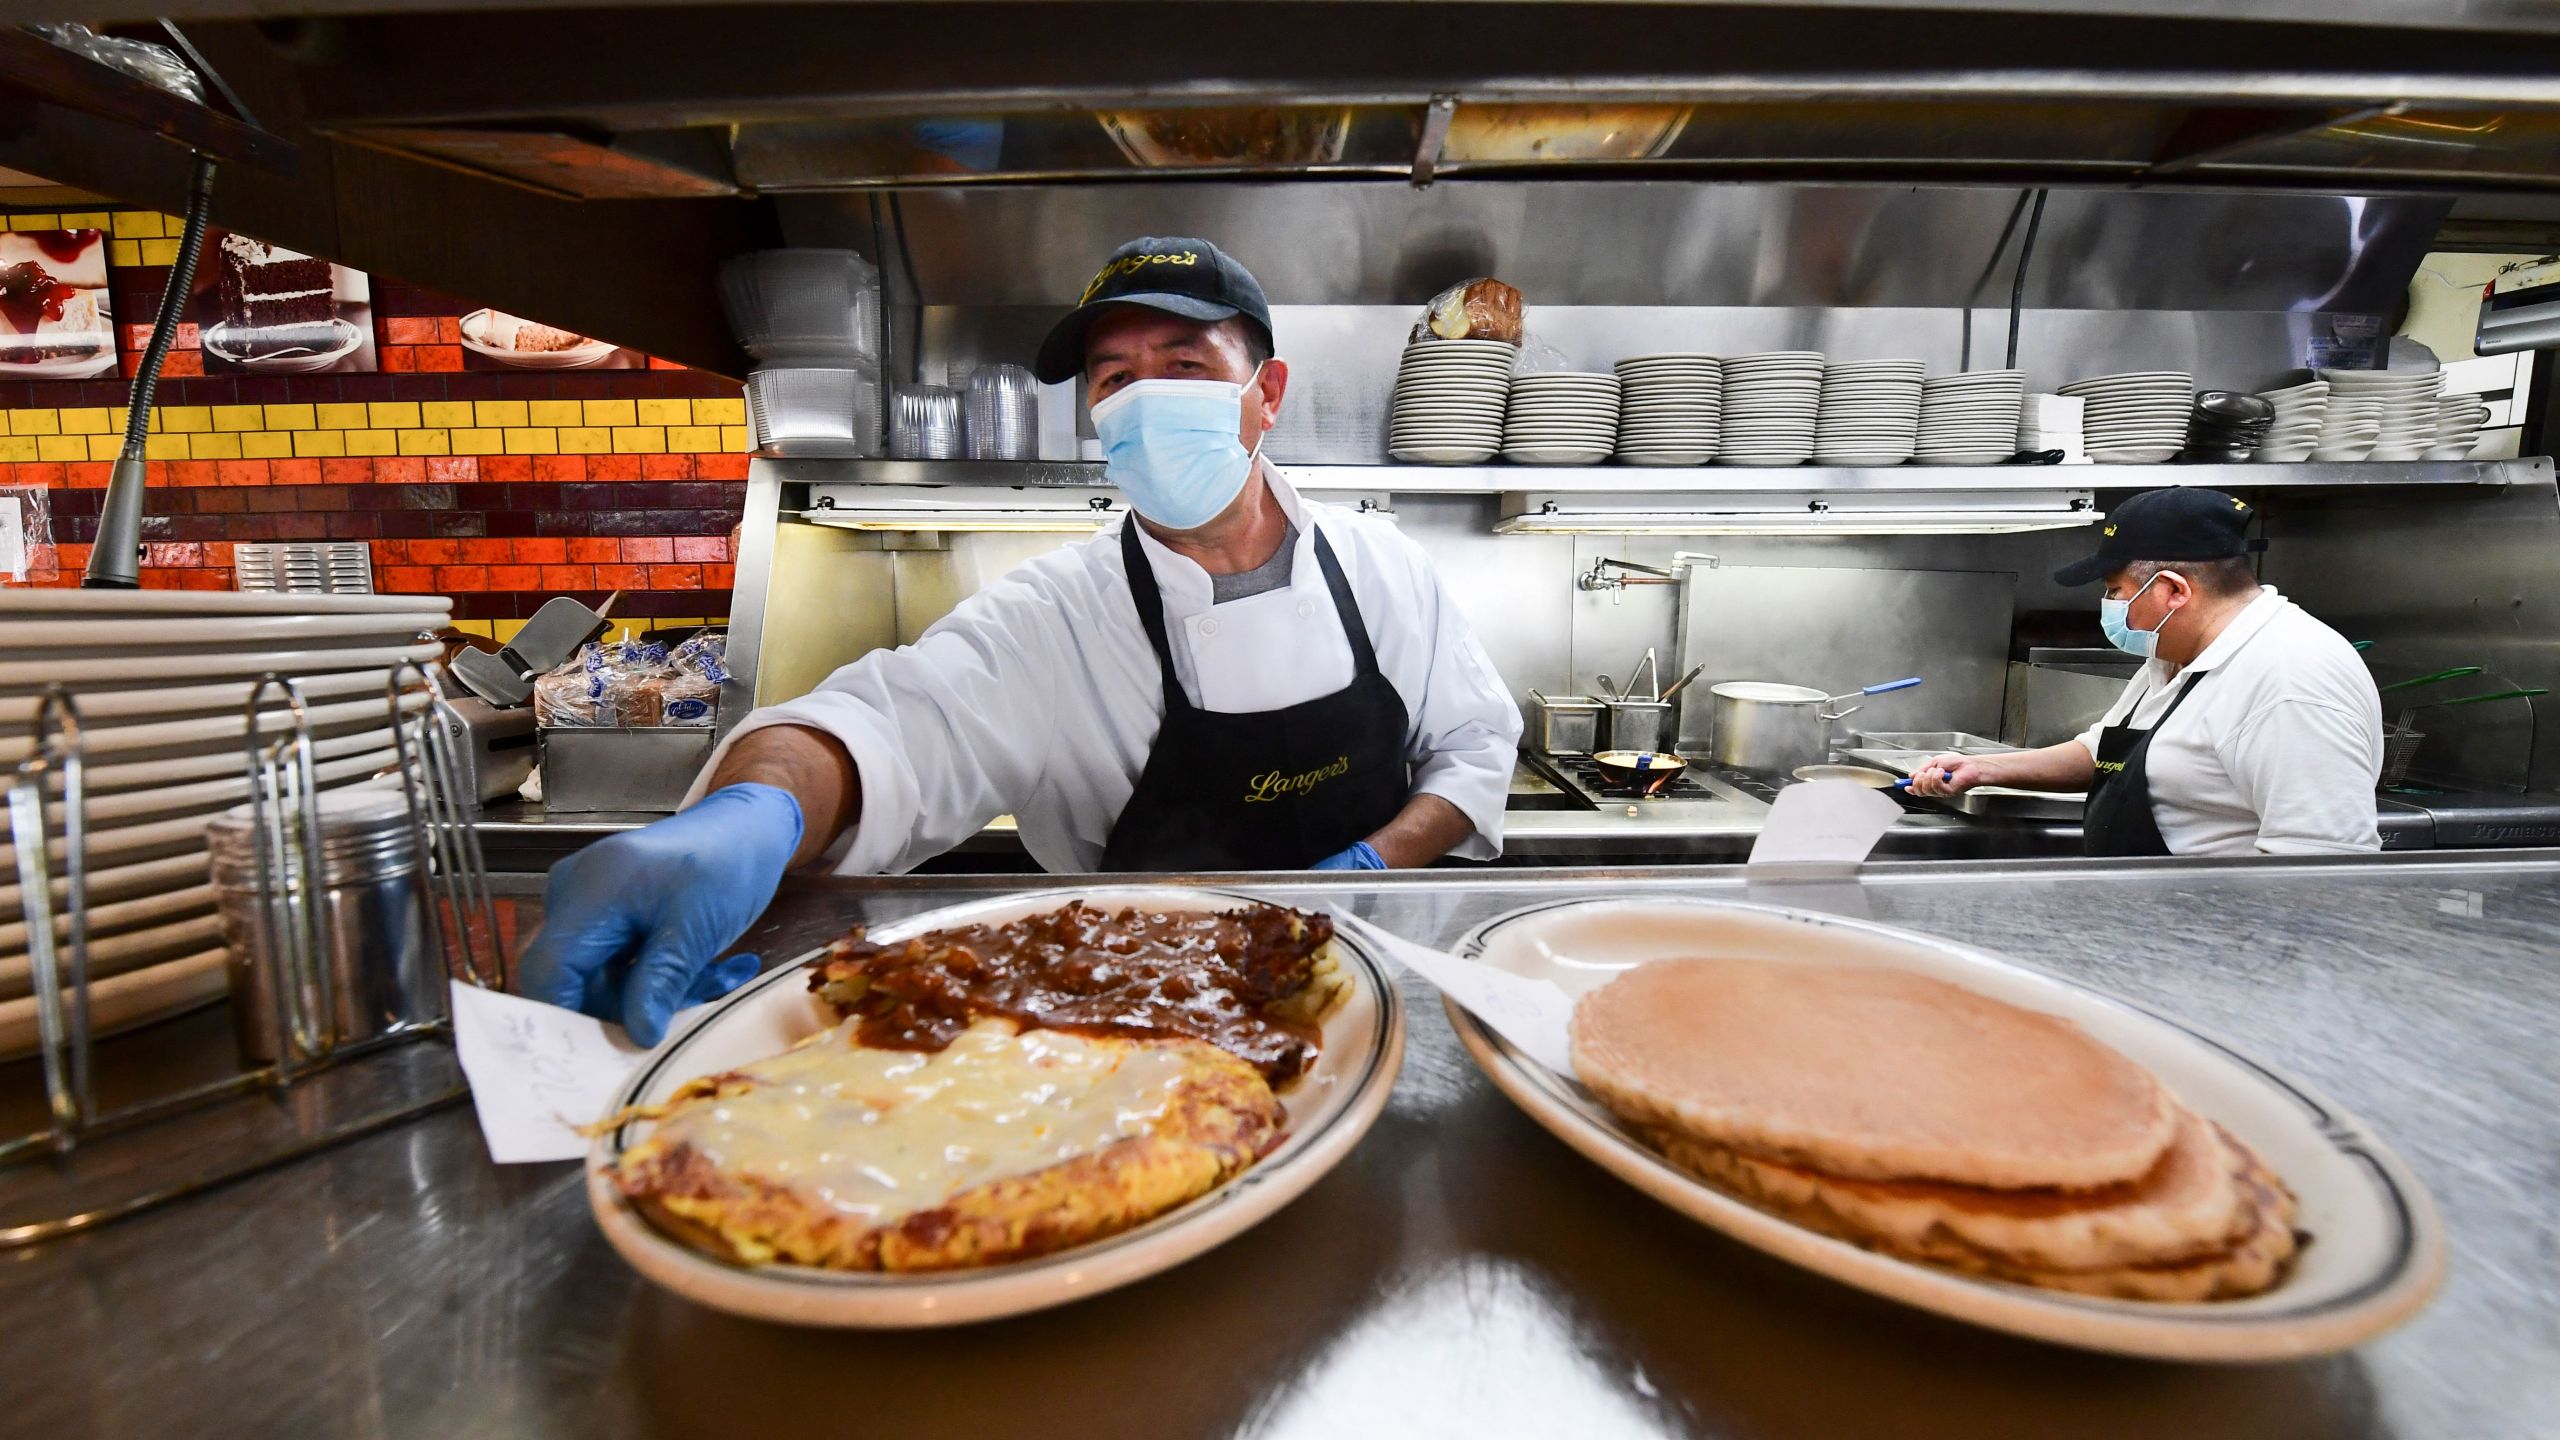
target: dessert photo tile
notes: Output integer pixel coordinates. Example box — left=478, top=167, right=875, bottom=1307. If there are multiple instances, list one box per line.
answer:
left=458, top=307, right=644, bottom=371
left=186, top=229, right=379, bottom=375
left=0, top=229, right=117, bottom=381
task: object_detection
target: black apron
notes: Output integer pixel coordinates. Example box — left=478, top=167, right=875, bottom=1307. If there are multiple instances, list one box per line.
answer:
left=1101, top=521, right=1412, bottom=871
left=2081, top=670, right=2208, bottom=857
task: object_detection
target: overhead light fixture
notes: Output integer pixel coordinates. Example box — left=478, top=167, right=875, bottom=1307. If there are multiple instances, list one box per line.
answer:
left=1494, top=489, right=2099, bottom=536
left=800, top=485, right=1394, bottom=533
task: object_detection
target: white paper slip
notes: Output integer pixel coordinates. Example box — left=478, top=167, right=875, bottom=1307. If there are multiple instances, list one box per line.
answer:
left=448, top=982, right=699, bottom=1164
left=1747, top=779, right=1904, bottom=867
left=1342, top=917, right=1577, bottom=1075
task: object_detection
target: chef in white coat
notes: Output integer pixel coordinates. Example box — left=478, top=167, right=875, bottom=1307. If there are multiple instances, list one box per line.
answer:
left=520, top=235, right=1522, bottom=1041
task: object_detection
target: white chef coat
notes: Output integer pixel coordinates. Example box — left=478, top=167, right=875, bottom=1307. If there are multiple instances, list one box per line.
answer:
left=697, top=471, right=1521, bottom=873
left=2073, top=586, right=2382, bottom=856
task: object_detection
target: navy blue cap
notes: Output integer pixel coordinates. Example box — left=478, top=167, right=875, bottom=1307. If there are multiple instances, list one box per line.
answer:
left=2054, top=487, right=2260, bottom=586
left=1033, top=236, right=1274, bottom=383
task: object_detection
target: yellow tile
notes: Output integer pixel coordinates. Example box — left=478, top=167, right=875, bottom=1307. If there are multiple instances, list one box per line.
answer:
left=345, top=429, right=396, bottom=457
left=449, top=428, right=503, bottom=455
left=582, top=399, right=637, bottom=428
left=635, top=398, right=690, bottom=427
left=449, top=620, right=492, bottom=639
left=487, top=619, right=529, bottom=644
left=263, top=404, right=315, bottom=431
left=397, top=429, right=451, bottom=456
left=720, top=425, right=752, bottom=451
left=528, top=400, right=582, bottom=428
left=557, top=427, right=609, bottom=455
left=502, top=428, right=558, bottom=455
left=5, top=215, right=59, bottom=232
left=154, top=405, right=211, bottom=434
left=472, top=400, right=528, bottom=428
left=109, top=211, right=162, bottom=238
left=421, top=401, right=474, bottom=429
left=315, top=403, right=369, bottom=430
left=57, top=212, right=109, bottom=230
left=240, top=431, right=292, bottom=459
left=8, top=409, right=58, bottom=436
left=86, top=434, right=123, bottom=461
left=666, top=425, right=719, bottom=452
left=292, top=430, right=346, bottom=458
left=108, top=240, right=142, bottom=269
left=188, top=432, right=243, bottom=460
left=36, top=435, right=86, bottom=462
left=610, top=426, right=666, bottom=453
left=58, top=407, right=111, bottom=435
left=366, top=402, right=421, bottom=429
left=144, top=434, right=188, bottom=460
left=212, top=405, right=264, bottom=433
left=139, top=238, right=180, bottom=267
left=693, top=396, right=746, bottom=426
left=0, top=436, right=35, bottom=462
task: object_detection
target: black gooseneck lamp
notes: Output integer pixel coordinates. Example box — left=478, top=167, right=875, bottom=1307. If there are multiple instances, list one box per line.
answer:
left=83, top=153, right=216, bottom=588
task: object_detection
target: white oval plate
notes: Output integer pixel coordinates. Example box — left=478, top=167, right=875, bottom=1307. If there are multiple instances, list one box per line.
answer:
left=1442, top=897, right=2443, bottom=1362
left=459, top=308, right=617, bottom=368
left=1390, top=447, right=1499, bottom=464
left=588, top=886, right=1406, bottom=1328
left=0, top=947, right=229, bottom=1060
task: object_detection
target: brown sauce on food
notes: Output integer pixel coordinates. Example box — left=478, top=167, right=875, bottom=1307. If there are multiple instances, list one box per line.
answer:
left=810, top=901, right=1332, bottom=1085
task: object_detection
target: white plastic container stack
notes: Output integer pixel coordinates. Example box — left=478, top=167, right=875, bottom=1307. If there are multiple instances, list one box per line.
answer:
left=719, top=249, right=885, bottom=459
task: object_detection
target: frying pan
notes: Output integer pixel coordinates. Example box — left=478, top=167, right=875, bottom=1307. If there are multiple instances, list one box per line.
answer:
left=1590, top=749, right=1687, bottom=796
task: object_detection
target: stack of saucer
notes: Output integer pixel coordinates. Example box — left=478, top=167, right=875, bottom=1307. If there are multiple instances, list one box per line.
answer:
left=1914, top=370, right=2027, bottom=465
left=1612, top=353, right=1723, bottom=465
left=1717, top=352, right=1826, bottom=466
left=1503, top=372, right=1622, bottom=465
left=2424, top=395, right=2491, bottom=459
left=1388, top=338, right=1516, bottom=464
left=2309, top=395, right=2384, bottom=461
left=2320, top=369, right=2445, bottom=462
left=1813, top=359, right=1926, bottom=466
left=2058, top=370, right=2193, bottom=464
left=2252, top=380, right=2329, bottom=463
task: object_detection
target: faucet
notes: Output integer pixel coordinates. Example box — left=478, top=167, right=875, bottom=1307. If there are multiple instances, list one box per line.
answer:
left=1577, top=553, right=1719, bottom=605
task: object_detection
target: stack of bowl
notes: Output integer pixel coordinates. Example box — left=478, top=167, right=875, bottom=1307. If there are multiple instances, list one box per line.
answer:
left=0, top=590, right=447, bottom=1057
left=1813, top=359, right=1926, bottom=466
left=1611, top=353, right=1723, bottom=465
left=1717, top=352, right=1826, bottom=466
left=2252, top=380, right=2329, bottom=463
left=1503, top=372, right=1622, bottom=465
left=2319, top=369, right=2445, bottom=462
left=1914, top=370, right=2028, bottom=465
left=2058, top=370, right=2193, bottom=464
left=2184, top=392, right=2276, bottom=462
left=1387, top=338, right=1516, bottom=464
left=2425, top=395, right=2491, bottom=459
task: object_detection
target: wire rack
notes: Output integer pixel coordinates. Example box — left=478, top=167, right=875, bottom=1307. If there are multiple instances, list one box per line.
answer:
left=0, top=661, right=505, bottom=1245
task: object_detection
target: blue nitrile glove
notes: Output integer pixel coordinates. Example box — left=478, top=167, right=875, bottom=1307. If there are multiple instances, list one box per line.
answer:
left=1312, top=840, right=1386, bottom=872
left=517, top=782, right=804, bottom=1046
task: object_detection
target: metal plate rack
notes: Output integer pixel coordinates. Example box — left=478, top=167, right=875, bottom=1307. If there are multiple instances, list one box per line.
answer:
left=0, top=662, right=504, bottom=1245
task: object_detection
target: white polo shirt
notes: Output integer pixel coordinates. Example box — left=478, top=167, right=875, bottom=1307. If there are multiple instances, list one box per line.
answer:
left=2074, top=586, right=2382, bottom=856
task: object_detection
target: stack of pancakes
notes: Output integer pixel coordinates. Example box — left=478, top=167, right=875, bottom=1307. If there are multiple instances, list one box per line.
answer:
left=1571, top=958, right=2301, bottom=1301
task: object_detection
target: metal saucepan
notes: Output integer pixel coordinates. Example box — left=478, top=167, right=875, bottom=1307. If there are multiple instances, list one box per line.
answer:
left=1590, top=749, right=1687, bottom=796
left=1710, top=677, right=1917, bottom=775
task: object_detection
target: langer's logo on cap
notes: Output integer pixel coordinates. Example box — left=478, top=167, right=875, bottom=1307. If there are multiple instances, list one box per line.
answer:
left=1080, top=250, right=1202, bottom=304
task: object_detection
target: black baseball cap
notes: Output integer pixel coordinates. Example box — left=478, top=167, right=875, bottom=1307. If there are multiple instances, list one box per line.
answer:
left=1032, top=236, right=1274, bottom=384
left=2053, top=487, right=2262, bottom=586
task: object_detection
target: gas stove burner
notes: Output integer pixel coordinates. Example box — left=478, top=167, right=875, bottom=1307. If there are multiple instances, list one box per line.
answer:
left=1546, top=752, right=1716, bottom=801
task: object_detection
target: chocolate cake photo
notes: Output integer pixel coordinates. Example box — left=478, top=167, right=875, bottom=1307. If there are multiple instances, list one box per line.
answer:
left=0, top=230, right=116, bottom=379
left=193, top=230, right=376, bottom=374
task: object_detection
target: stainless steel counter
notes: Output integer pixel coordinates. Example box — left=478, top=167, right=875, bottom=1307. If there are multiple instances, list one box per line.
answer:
left=5, top=852, right=2557, bottom=1439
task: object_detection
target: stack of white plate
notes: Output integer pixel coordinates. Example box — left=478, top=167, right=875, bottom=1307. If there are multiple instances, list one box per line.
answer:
left=1813, top=359, right=1926, bottom=466
left=2319, top=369, right=2445, bottom=462
left=1717, top=352, right=1826, bottom=466
left=0, top=590, right=449, bottom=1058
left=1914, top=370, right=2028, bottom=465
left=1503, top=372, right=1623, bottom=465
left=2424, top=395, right=2491, bottom=459
left=1387, top=338, right=1516, bottom=464
left=2057, top=370, right=2193, bottom=464
left=2252, top=380, right=2329, bottom=463
left=1611, top=353, right=1723, bottom=465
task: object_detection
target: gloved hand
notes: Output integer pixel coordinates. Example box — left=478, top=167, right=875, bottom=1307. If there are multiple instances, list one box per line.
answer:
left=1311, top=840, right=1386, bottom=871
left=517, top=782, right=805, bottom=1045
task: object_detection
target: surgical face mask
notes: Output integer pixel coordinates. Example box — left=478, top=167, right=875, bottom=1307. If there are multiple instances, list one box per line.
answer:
left=2098, top=571, right=2181, bottom=658
left=1089, top=364, right=1266, bottom=530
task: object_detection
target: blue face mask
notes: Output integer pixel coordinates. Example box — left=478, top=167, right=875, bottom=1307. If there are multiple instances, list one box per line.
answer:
left=1089, top=366, right=1265, bottom=530
left=2098, top=571, right=2180, bottom=658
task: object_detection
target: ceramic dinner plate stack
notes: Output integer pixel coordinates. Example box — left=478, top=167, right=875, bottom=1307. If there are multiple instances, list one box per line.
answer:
left=1716, top=352, right=1826, bottom=466
left=1913, top=370, right=2027, bottom=465
left=2057, top=370, right=2193, bottom=464
left=1387, top=338, right=1517, bottom=464
left=2318, top=369, right=2445, bottom=462
left=0, top=590, right=449, bottom=1058
left=2252, top=381, right=2329, bottom=463
left=1813, top=359, right=1926, bottom=466
left=2425, top=395, right=2491, bottom=459
left=1611, top=353, right=1723, bottom=465
left=1503, top=372, right=1623, bottom=465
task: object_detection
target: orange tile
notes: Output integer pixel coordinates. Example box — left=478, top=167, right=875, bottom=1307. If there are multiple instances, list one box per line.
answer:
left=10, top=462, right=66, bottom=487
left=408, top=539, right=464, bottom=565
left=179, top=569, right=229, bottom=591
left=380, top=346, right=418, bottom=373
left=460, top=538, right=513, bottom=564
left=515, top=537, right=567, bottom=563
left=620, top=537, right=672, bottom=563
left=646, top=563, right=701, bottom=589
left=697, top=453, right=750, bottom=480
left=215, top=460, right=270, bottom=486
left=702, top=563, right=736, bottom=588
left=565, top=537, right=618, bottom=563
left=378, top=565, right=437, bottom=592
left=673, top=535, right=728, bottom=563
left=480, top=454, right=533, bottom=482
left=167, top=459, right=217, bottom=487
left=426, top=457, right=477, bottom=482
left=161, top=350, right=203, bottom=378
left=436, top=317, right=462, bottom=343
left=486, top=563, right=541, bottom=589
left=373, top=456, right=427, bottom=485
left=532, top=455, right=586, bottom=482
left=66, top=462, right=111, bottom=488
left=641, top=454, right=693, bottom=480
left=416, top=346, right=465, bottom=373
left=383, top=317, right=439, bottom=345
left=588, top=455, right=641, bottom=481
left=593, top=564, right=647, bottom=590
left=271, top=458, right=323, bottom=485
left=321, top=458, right=371, bottom=485
left=540, top=564, right=595, bottom=590
left=435, top=565, right=490, bottom=591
